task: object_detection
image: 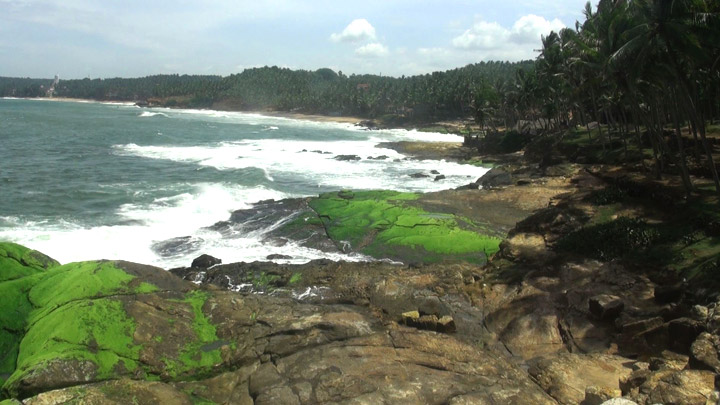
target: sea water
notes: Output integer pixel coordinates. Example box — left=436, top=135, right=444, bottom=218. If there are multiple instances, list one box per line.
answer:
left=0, top=98, right=489, bottom=268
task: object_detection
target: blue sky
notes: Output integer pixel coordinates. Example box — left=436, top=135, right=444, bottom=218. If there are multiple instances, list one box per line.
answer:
left=0, top=0, right=590, bottom=79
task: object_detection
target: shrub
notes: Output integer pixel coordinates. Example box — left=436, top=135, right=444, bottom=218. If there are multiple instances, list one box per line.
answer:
left=556, top=217, right=660, bottom=260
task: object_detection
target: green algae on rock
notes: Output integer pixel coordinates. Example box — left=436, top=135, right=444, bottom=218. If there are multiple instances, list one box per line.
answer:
left=308, top=190, right=501, bottom=263
left=0, top=242, right=59, bottom=283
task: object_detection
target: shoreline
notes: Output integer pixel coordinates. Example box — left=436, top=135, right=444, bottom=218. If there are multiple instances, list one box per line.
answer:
left=2, top=96, right=471, bottom=137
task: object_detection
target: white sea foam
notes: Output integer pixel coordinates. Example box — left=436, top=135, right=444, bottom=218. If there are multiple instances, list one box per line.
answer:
left=2, top=102, right=488, bottom=269
left=138, top=111, right=168, bottom=118
left=113, top=138, right=487, bottom=192
left=0, top=183, right=376, bottom=268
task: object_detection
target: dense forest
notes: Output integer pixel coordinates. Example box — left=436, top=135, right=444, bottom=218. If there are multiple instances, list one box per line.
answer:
left=0, top=61, right=532, bottom=122
left=2, top=0, right=719, bottom=193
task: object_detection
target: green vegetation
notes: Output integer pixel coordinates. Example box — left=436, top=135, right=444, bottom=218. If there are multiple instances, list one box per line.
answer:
left=0, top=242, right=58, bottom=282
left=309, top=190, right=501, bottom=263
left=556, top=217, right=661, bottom=261
left=288, top=272, right=302, bottom=285
left=0, top=258, right=160, bottom=397
left=163, top=291, right=223, bottom=380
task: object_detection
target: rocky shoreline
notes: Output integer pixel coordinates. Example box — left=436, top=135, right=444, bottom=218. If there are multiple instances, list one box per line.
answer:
left=1, top=140, right=719, bottom=404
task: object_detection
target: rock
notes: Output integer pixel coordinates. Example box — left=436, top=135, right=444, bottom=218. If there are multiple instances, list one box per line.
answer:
left=668, top=317, right=705, bottom=352
left=266, top=254, right=292, bottom=260
left=247, top=330, right=555, bottom=404
left=528, top=353, right=634, bottom=405
left=500, top=313, right=566, bottom=359
left=455, top=182, right=480, bottom=190
left=0, top=242, right=60, bottom=282
left=648, top=350, right=689, bottom=371
left=589, top=294, right=625, bottom=321
left=600, top=399, right=638, bottom=405
left=151, top=236, right=203, bottom=257
left=479, top=168, right=512, bottom=188
left=409, top=172, right=429, bottom=178
left=367, top=155, right=389, bottom=160
left=401, top=310, right=420, bottom=325
left=499, top=233, right=552, bottom=263
left=654, top=284, right=684, bottom=304
left=430, top=170, right=440, bottom=175
left=584, top=385, right=621, bottom=405
left=191, top=254, right=221, bottom=269
left=619, top=316, right=664, bottom=337
left=691, top=304, right=709, bottom=322
left=437, top=316, right=457, bottom=333
left=334, top=154, right=361, bottom=161
left=22, top=379, right=194, bottom=405
left=690, top=332, right=720, bottom=373
left=634, top=369, right=717, bottom=405
left=434, top=175, right=446, bottom=181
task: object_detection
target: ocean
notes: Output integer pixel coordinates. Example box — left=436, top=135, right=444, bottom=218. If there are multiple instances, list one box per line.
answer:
left=0, top=98, right=489, bottom=268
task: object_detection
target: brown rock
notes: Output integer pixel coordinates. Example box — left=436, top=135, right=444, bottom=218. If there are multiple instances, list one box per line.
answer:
left=589, top=294, right=625, bottom=321
left=619, top=316, right=664, bottom=337
left=528, top=353, right=634, bottom=405
left=668, top=317, right=705, bottom=352
left=584, top=385, right=621, bottom=405
left=642, top=370, right=716, bottom=405
left=690, top=332, right=720, bottom=373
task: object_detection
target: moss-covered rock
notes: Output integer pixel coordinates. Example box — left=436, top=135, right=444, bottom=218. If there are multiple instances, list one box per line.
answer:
left=0, top=244, right=236, bottom=399
left=308, top=190, right=501, bottom=263
left=0, top=242, right=58, bottom=282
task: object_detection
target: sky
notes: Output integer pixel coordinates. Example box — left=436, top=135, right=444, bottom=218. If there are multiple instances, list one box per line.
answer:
left=0, top=0, right=590, bottom=79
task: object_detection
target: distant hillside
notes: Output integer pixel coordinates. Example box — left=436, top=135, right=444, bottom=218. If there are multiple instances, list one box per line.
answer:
left=0, top=61, right=534, bottom=122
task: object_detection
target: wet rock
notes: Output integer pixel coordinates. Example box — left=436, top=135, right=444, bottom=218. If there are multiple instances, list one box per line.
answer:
left=479, top=168, right=512, bottom=188
left=266, top=254, right=292, bottom=260
left=690, top=332, right=720, bottom=373
left=430, top=170, right=440, bottom=175
left=434, top=175, right=446, bottom=181
left=409, top=172, right=429, bottom=178
left=589, top=294, right=625, bottom=321
left=455, top=182, right=480, bottom=190
left=334, top=154, right=361, bottom=161
left=151, top=236, right=203, bottom=257
left=367, top=155, right=389, bottom=160
left=191, top=254, right=221, bottom=269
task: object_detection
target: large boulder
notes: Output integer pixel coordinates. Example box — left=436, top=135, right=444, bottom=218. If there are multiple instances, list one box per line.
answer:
left=528, top=353, right=634, bottom=405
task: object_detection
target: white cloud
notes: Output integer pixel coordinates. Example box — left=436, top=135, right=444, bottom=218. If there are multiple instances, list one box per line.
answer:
left=510, top=14, right=565, bottom=43
left=452, top=14, right=565, bottom=50
left=330, top=19, right=377, bottom=43
left=355, top=42, right=388, bottom=57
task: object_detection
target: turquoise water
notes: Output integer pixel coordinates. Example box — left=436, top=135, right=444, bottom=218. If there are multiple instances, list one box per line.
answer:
left=0, top=98, right=487, bottom=268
